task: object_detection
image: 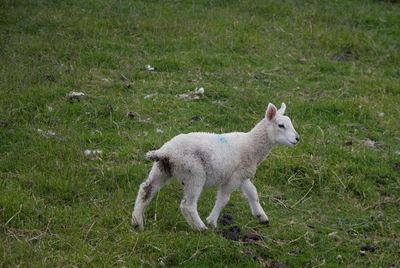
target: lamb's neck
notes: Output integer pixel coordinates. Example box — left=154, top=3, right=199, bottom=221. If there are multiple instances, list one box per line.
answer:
left=246, top=118, right=275, bottom=165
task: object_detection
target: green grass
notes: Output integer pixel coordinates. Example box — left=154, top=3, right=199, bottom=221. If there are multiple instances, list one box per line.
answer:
left=1, top=0, right=400, bottom=266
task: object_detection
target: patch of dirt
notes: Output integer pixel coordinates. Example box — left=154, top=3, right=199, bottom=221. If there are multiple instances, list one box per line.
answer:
left=242, top=231, right=264, bottom=243
left=332, top=49, right=358, bottom=62
left=0, top=120, right=12, bottom=127
left=362, top=138, right=376, bottom=148
left=344, top=140, right=353, bottom=146
left=217, top=214, right=265, bottom=245
left=361, top=138, right=384, bottom=149
left=44, top=74, right=55, bottom=81
left=219, top=214, right=234, bottom=226
left=220, top=225, right=241, bottom=241
left=191, top=115, right=200, bottom=122
left=126, top=111, right=135, bottom=119
left=361, top=244, right=376, bottom=252
left=393, top=163, right=400, bottom=172
left=269, top=260, right=291, bottom=268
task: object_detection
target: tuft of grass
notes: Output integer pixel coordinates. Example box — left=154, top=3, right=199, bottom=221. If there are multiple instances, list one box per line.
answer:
left=1, top=0, right=399, bottom=266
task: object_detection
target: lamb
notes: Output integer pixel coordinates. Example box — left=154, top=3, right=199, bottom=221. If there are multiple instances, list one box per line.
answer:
left=131, top=102, right=299, bottom=231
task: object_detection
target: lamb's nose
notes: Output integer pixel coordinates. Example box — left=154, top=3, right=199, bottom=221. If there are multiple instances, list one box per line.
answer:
left=295, top=135, right=300, bottom=142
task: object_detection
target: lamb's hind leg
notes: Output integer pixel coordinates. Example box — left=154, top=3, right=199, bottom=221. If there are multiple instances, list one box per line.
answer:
left=131, top=161, right=170, bottom=231
left=241, top=179, right=269, bottom=224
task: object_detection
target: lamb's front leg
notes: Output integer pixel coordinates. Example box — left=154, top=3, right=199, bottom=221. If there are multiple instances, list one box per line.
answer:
left=180, top=179, right=208, bottom=231
left=206, top=180, right=241, bottom=228
left=241, top=179, right=269, bottom=224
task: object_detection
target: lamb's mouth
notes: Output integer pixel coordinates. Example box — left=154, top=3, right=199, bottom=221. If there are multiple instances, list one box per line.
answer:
left=290, top=141, right=298, bottom=146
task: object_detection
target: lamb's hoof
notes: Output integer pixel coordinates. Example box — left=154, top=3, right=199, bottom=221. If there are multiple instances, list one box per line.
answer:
left=260, top=220, right=270, bottom=226
left=256, top=214, right=270, bottom=226
left=194, top=223, right=208, bottom=232
left=199, top=226, right=208, bottom=232
left=206, top=218, right=217, bottom=228
left=131, top=215, right=144, bottom=231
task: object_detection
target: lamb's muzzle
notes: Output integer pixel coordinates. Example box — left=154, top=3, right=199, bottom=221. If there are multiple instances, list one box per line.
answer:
left=131, top=102, right=299, bottom=231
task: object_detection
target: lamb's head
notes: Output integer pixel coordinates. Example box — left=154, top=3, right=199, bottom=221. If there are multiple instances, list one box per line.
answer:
left=265, top=102, right=300, bottom=146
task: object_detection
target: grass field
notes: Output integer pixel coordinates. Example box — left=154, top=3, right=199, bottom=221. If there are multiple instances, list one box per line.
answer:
left=1, top=0, right=400, bottom=266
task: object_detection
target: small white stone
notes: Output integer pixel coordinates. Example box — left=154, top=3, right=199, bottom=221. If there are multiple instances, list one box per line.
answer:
left=362, top=138, right=376, bottom=148
left=145, top=64, right=155, bottom=71
left=84, top=149, right=102, bottom=159
left=67, top=91, right=85, bottom=101
left=46, top=130, right=56, bottom=137
left=69, top=92, right=85, bottom=97
left=177, top=87, right=204, bottom=100
left=195, top=87, right=205, bottom=95
left=378, top=112, right=385, bottom=118
left=144, top=93, right=157, bottom=99
left=139, top=117, right=151, bottom=123
left=328, top=231, right=338, bottom=237
left=156, top=128, right=163, bottom=133
left=37, top=129, right=56, bottom=138
left=84, top=149, right=92, bottom=157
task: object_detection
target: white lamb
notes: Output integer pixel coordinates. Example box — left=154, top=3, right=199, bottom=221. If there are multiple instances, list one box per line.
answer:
left=131, top=102, right=299, bottom=231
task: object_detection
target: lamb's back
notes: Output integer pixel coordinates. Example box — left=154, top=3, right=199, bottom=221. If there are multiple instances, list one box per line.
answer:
left=166, top=131, right=247, bottom=156
left=160, top=132, right=249, bottom=183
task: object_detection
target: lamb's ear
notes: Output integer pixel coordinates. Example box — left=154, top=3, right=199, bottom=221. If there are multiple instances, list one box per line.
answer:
left=266, top=103, right=277, bottom=121
left=278, top=102, right=286, bottom=115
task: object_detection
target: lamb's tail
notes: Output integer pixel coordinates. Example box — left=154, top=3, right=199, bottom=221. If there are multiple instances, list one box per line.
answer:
left=145, top=149, right=172, bottom=175
left=145, top=150, right=163, bottom=162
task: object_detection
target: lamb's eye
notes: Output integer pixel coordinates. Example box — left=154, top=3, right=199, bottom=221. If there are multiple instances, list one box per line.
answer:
left=278, top=124, right=285, bottom=129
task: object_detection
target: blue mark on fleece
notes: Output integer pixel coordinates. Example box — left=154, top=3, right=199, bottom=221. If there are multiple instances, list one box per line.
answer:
left=216, top=134, right=227, bottom=144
